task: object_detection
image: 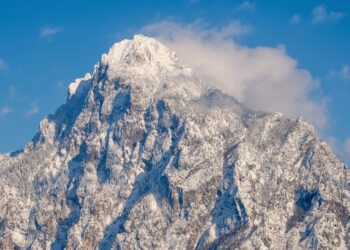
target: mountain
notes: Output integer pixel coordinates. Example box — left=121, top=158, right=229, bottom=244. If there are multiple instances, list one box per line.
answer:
left=0, top=35, right=349, bottom=249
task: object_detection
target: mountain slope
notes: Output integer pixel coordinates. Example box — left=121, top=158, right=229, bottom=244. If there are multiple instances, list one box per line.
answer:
left=0, top=35, right=349, bottom=249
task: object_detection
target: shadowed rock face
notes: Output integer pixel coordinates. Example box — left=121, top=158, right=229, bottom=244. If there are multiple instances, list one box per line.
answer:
left=0, top=35, right=349, bottom=250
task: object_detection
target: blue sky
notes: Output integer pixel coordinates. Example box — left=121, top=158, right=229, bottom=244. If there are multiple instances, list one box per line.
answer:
left=0, top=0, right=349, bottom=163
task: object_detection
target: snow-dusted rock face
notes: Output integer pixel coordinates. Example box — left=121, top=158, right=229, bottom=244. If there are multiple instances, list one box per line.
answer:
left=0, top=35, right=349, bottom=250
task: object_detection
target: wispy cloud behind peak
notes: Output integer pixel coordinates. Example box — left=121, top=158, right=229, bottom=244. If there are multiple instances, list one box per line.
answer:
left=142, top=20, right=328, bottom=129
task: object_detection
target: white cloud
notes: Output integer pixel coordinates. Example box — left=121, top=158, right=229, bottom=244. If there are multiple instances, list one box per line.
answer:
left=236, top=1, right=256, bottom=11
left=330, top=65, right=350, bottom=80
left=25, top=103, right=40, bottom=117
left=0, top=58, right=8, bottom=72
left=0, top=106, right=12, bottom=117
left=290, top=14, right=302, bottom=24
left=142, top=21, right=328, bottom=129
left=40, top=26, right=63, bottom=38
left=312, top=5, right=344, bottom=24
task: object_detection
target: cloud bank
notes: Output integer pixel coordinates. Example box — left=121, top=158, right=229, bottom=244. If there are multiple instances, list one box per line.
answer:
left=142, top=21, right=328, bottom=128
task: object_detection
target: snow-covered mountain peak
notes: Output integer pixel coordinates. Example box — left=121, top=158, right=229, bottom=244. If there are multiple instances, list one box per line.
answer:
left=0, top=35, right=349, bottom=250
left=66, top=35, right=200, bottom=104
left=104, top=34, right=177, bottom=64
left=100, top=34, right=192, bottom=81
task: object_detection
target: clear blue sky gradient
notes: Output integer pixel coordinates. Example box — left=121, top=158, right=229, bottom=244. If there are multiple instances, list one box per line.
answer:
left=0, top=0, right=349, bottom=162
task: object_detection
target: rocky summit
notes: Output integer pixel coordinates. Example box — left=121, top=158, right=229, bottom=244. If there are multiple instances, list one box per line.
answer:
left=0, top=35, right=349, bottom=249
